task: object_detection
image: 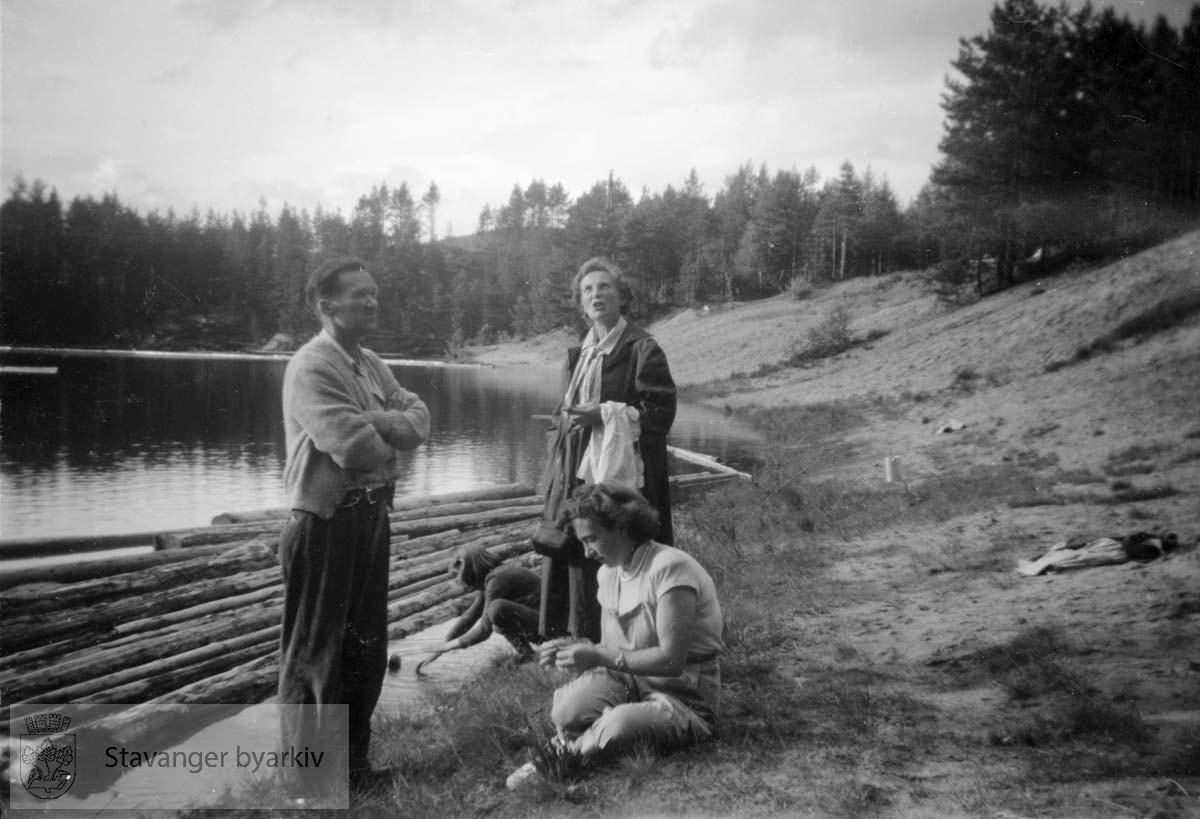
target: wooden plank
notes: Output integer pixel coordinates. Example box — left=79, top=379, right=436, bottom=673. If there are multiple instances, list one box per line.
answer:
left=668, top=445, right=752, bottom=479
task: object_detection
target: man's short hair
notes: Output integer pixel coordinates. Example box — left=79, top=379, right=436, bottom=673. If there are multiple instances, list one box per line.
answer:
left=306, top=257, right=368, bottom=311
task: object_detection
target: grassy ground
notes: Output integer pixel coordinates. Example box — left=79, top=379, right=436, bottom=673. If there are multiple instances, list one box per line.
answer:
left=188, top=233, right=1200, bottom=817
left=196, top=396, right=1197, bottom=818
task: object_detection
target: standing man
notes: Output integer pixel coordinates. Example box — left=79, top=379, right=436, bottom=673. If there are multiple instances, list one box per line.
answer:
left=278, top=256, right=429, bottom=795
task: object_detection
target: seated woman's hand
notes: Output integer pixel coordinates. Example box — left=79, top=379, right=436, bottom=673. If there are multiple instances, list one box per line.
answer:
left=537, top=637, right=597, bottom=671
left=550, top=641, right=604, bottom=673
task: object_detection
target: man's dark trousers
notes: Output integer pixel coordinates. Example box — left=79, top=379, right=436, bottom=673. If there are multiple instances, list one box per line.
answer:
left=278, top=496, right=391, bottom=778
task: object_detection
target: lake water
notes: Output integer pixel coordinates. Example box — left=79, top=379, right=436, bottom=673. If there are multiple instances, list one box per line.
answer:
left=0, top=350, right=762, bottom=544
left=1, top=349, right=761, bottom=808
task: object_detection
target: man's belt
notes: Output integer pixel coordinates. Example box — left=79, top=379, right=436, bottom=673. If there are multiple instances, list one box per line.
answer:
left=337, top=484, right=393, bottom=509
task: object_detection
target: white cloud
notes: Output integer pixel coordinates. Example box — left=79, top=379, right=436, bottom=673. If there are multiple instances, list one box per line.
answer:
left=2, top=0, right=1192, bottom=235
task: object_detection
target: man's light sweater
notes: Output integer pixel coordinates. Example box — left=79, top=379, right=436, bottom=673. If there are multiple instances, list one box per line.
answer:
left=283, top=331, right=430, bottom=518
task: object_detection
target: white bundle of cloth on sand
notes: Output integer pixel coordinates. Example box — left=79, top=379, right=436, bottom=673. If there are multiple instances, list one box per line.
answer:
left=1018, top=531, right=1180, bottom=576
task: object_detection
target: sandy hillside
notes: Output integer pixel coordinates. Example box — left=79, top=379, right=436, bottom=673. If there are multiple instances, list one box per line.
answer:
left=469, top=232, right=1200, bottom=816
left=472, top=230, right=1200, bottom=484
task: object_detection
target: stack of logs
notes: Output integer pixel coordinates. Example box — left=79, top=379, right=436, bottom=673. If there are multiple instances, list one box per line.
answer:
left=0, top=467, right=740, bottom=723
left=0, top=483, right=546, bottom=723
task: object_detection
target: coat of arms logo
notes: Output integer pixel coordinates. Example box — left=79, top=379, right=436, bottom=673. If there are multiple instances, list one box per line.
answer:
left=19, top=712, right=76, bottom=799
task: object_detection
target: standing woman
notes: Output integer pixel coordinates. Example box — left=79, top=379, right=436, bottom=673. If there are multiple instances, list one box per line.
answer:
left=537, top=257, right=676, bottom=642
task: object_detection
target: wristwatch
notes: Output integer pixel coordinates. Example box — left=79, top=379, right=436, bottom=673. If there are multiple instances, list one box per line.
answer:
left=614, top=651, right=629, bottom=672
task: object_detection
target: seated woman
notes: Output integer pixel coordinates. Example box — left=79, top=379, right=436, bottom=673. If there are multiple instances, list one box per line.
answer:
left=509, top=481, right=723, bottom=787
left=418, top=544, right=541, bottom=670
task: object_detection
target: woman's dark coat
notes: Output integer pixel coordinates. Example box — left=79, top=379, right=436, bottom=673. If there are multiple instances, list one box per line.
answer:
left=538, top=321, right=677, bottom=641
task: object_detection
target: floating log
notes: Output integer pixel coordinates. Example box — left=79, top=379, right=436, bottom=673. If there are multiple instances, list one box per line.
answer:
left=2, top=539, right=278, bottom=617
left=2, top=539, right=534, bottom=710
left=0, top=539, right=256, bottom=591
left=387, top=504, right=542, bottom=538
left=155, top=520, right=284, bottom=550
left=9, top=625, right=280, bottom=711
left=2, top=563, right=283, bottom=655
left=388, top=596, right=473, bottom=640
left=144, top=653, right=277, bottom=706
left=0, top=531, right=160, bottom=560
left=156, top=502, right=541, bottom=550
left=387, top=495, right=540, bottom=522
left=0, top=598, right=281, bottom=703
left=210, top=482, right=536, bottom=524
left=0, top=467, right=742, bottom=729
left=0, top=585, right=282, bottom=673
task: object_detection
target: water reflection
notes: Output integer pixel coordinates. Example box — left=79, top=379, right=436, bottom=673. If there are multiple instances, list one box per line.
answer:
left=0, top=353, right=761, bottom=542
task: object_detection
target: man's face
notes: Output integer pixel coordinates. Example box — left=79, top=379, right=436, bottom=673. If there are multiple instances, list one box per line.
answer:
left=322, top=269, right=379, bottom=338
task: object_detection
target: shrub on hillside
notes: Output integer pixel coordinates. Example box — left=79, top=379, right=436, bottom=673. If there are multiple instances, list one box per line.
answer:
left=788, top=276, right=813, bottom=301
left=805, top=306, right=853, bottom=358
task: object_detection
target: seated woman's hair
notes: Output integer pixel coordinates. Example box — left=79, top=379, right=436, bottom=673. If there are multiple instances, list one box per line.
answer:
left=572, top=257, right=635, bottom=315
left=567, top=481, right=660, bottom=543
left=451, top=543, right=503, bottom=589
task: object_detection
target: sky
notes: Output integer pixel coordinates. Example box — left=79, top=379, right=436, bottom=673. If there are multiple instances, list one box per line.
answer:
left=1, top=0, right=1193, bottom=237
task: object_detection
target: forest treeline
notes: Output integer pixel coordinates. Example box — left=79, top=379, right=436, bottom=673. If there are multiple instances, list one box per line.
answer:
left=2, top=0, right=1197, bottom=353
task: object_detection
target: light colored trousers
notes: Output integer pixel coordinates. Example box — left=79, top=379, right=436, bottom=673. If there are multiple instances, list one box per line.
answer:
left=551, top=667, right=715, bottom=757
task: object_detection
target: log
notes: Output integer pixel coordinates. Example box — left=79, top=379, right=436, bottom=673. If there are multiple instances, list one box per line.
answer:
left=667, top=445, right=752, bottom=479
left=391, top=519, right=532, bottom=558
left=388, top=504, right=542, bottom=538
left=8, top=625, right=281, bottom=711
left=385, top=572, right=449, bottom=602
left=388, top=596, right=474, bottom=640
left=0, top=600, right=282, bottom=703
left=145, top=652, right=277, bottom=706
left=111, top=585, right=281, bottom=638
left=387, top=495, right=540, bottom=522
left=210, top=482, right=537, bottom=524
left=0, top=531, right=159, bottom=560
left=0, top=587, right=282, bottom=671
left=3, top=544, right=532, bottom=704
left=2, top=539, right=278, bottom=616
left=158, top=502, right=540, bottom=550
left=155, top=520, right=285, bottom=550
left=2, top=565, right=283, bottom=655
left=78, top=641, right=277, bottom=707
left=386, top=531, right=526, bottom=583
left=387, top=580, right=462, bottom=620
left=0, top=539, right=253, bottom=592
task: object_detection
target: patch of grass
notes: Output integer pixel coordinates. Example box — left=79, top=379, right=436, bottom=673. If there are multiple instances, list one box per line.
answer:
left=1106, top=483, right=1178, bottom=504
left=746, top=361, right=785, bottom=378
left=1106, top=442, right=1171, bottom=466
left=987, top=695, right=1151, bottom=749
left=943, top=626, right=1089, bottom=700
left=1171, top=447, right=1200, bottom=464
left=1007, top=493, right=1067, bottom=508
left=1107, top=292, right=1200, bottom=343
left=1053, top=468, right=1106, bottom=485
left=1105, top=461, right=1157, bottom=477
left=1045, top=292, right=1200, bottom=371
left=952, top=365, right=979, bottom=389
left=1000, top=448, right=1061, bottom=471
